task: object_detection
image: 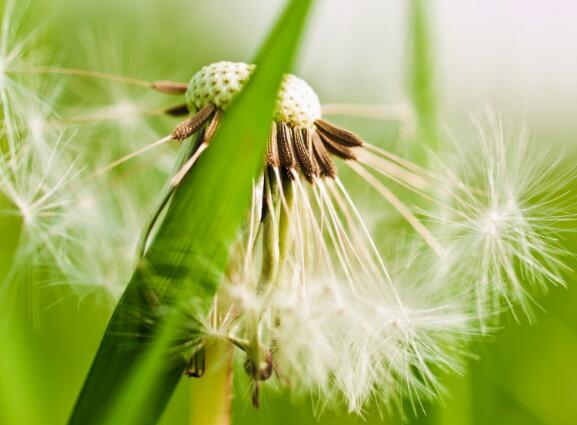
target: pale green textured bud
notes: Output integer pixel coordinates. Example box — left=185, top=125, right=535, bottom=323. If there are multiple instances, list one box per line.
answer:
left=185, top=61, right=321, bottom=128
left=185, top=61, right=255, bottom=113
left=274, top=72, right=321, bottom=128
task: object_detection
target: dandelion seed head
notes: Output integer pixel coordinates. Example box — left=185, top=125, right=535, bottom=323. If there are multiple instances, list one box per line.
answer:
left=274, top=73, right=321, bottom=128
left=186, top=61, right=321, bottom=128
left=186, top=61, right=255, bottom=112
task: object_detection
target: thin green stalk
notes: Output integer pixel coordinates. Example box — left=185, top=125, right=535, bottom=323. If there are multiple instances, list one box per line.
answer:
left=260, top=168, right=281, bottom=285
left=188, top=340, right=234, bottom=425
left=259, top=170, right=294, bottom=287
left=277, top=176, right=294, bottom=265
left=0, top=195, right=20, bottom=285
left=0, top=196, right=47, bottom=424
left=407, top=0, right=439, bottom=149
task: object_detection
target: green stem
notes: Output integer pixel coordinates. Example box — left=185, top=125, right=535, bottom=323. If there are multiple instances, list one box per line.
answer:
left=188, top=340, right=234, bottom=425
left=259, top=168, right=280, bottom=285
left=277, top=176, right=294, bottom=266
left=0, top=196, right=47, bottom=424
left=250, top=172, right=293, bottom=392
left=407, top=0, right=440, bottom=149
left=0, top=194, right=21, bottom=285
left=259, top=170, right=294, bottom=287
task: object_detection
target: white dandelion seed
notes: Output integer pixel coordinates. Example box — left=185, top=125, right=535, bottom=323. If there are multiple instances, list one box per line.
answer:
left=0, top=2, right=157, bottom=301
left=428, top=112, right=572, bottom=326
left=0, top=0, right=60, bottom=158
left=52, top=184, right=145, bottom=299
left=0, top=130, right=81, bottom=281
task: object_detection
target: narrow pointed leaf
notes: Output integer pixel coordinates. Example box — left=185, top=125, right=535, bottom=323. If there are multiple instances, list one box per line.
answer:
left=68, top=1, right=315, bottom=424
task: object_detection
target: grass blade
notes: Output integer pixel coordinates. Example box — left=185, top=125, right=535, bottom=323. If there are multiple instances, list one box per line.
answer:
left=407, top=0, right=439, bottom=148
left=68, top=1, right=315, bottom=424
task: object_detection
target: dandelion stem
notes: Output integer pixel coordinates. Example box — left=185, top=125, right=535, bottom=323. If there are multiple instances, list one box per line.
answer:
left=188, top=340, right=234, bottom=425
left=407, top=0, right=439, bottom=147
left=278, top=176, right=294, bottom=267
left=259, top=168, right=281, bottom=286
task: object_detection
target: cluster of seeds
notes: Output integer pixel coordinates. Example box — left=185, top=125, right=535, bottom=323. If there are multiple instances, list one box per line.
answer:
left=185, top=61, right=321, bottom=128
left=181, top=61, right=362, bottom=182
left=185, top=62, right=254, bottom=112
left=266, top=118, right=363, bottom=181
left=273, top=72, right=321, bottom=128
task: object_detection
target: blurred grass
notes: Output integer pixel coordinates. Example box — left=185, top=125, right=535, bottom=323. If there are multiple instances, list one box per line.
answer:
left=0, top=1, right=576, bottom=425
left=407, top=0, right=439, bottom=149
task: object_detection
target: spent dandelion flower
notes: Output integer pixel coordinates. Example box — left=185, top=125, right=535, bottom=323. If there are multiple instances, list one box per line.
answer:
left=60, top=60, right=464, bottom=410
left=89, top=60, right=465, bottom=411
left=209, top=189, right=471, bottom=413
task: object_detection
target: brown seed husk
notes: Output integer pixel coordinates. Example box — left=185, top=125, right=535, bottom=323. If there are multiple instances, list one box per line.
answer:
left=171, top=104, right=216, bottom=141
left=266, top=123, right=280, bottom=168
left=318, top=131, right=357, bottom=160
left=151, top=80, right=189, bottom=95
left=277, top=122, right=297, bottom=172
left=292, top=127, right=318, bottom=180
left=311, top=131, right=337, bottom=178
left=315, top=118, right=363, bottom=147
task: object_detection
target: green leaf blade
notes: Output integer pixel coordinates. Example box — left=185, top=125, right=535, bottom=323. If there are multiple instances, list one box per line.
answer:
left=68, top=1, right=315, bottom=424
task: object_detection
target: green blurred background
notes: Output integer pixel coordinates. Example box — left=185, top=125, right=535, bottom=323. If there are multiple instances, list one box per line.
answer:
left=1, top=0, right=576, bottom=424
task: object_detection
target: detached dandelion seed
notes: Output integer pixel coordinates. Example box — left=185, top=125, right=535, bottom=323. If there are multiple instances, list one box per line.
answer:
left=428, top=113, right=572, bottom=327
